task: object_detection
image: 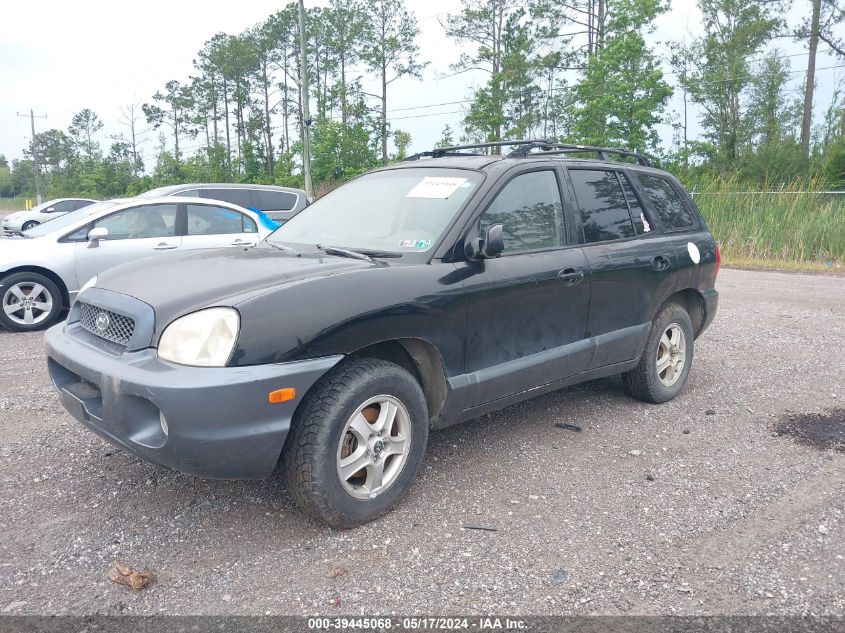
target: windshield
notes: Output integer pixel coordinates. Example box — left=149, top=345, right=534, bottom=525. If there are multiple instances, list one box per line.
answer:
left=24, top=201, right=120, bottom=236
left=268, top=168, right=482, bottom=254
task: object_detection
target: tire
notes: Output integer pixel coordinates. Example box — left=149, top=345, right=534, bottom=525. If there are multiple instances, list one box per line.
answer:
left=0, top=272, right=63, bottom=332
left=284, top=358, right=429, bottom=529
left=21, top=221, right=39, bottom=231
left=623, top=302, right=694, bottom=404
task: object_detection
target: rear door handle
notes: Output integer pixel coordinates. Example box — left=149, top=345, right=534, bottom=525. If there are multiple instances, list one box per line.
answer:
left=651, top=255, right=671, bottom=271
left=153, top=243, right=178, bottom=251
left=558, top=267, right=585, bottom=286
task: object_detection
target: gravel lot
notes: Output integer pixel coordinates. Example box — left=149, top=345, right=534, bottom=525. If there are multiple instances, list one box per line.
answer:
left=0, top=268, right=842, bottom=616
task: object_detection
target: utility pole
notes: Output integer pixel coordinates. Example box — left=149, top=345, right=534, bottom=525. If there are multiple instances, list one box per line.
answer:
left=16, top=109, right=47, bottom=205
left=298, top=0, right=314, bottom=199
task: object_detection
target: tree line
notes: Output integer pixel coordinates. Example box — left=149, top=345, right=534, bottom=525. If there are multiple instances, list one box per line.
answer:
left=2, top=0, right=845, bottom=201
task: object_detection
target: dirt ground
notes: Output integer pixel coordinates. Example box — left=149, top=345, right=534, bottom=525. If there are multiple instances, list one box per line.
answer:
left=0, top=268, right=842, bottom=616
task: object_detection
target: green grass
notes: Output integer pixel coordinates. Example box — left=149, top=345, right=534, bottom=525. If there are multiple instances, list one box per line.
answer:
left=692, top=178, right=845, bottom=266
left=0, top=197, right=28, bottom=212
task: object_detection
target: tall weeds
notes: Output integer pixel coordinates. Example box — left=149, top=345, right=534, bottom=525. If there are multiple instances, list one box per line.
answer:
left=691, top=177, right=844, bottom=263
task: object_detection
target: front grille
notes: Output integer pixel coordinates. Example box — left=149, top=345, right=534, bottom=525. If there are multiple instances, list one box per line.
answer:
left=78, top=302, right=136, bottom=346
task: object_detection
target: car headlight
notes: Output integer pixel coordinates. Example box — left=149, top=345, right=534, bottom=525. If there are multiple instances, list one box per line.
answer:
left=157, top=307, right=240, bottom=367
left=79, top=276, right=97, bottom=294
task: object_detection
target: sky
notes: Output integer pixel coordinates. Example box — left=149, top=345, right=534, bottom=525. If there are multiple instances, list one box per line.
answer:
left=1, top=0, right=842, bottom=166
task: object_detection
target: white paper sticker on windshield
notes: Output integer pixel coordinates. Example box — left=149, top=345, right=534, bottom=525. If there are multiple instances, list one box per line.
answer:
left=405, top=176, right=468, bottom=199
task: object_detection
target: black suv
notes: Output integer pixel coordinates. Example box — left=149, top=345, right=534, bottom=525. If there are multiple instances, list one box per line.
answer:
left=45, top=140, right=719, bottom=528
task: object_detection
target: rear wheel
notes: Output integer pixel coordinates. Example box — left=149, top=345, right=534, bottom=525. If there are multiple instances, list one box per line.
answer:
left=0, top=272, right=63, bottom=332
left=21, top=220, right=39, bottom=231
left=284, top=358, right=428, bottom=529
left=623, top=302, right=694, bottom=403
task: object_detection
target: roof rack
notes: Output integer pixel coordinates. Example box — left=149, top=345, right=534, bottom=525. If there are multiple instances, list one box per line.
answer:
left=403, top=139, right=651, bottom=167
left=402, top=150, right=485, bottom=161
left=403, top=139, right=554, bottom=162
left=508, top=142, right=651, bottom=166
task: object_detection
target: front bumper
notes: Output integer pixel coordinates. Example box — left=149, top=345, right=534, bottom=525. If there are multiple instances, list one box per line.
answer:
left=2, top=218, right=22, bottom=233
left=45, top=323, right=342, bottom=479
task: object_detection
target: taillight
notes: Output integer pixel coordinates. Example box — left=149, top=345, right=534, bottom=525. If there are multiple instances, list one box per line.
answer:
left=714, top=242, right=721, bottom=278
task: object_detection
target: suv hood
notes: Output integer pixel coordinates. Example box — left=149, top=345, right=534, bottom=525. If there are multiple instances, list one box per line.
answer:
left=95, top=243, right=374, bottom=327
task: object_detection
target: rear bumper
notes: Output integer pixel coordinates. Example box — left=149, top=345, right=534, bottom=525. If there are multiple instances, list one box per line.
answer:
left=698, top=288, right=719, bottom=336
left=45, top=323, right=342, bottom=479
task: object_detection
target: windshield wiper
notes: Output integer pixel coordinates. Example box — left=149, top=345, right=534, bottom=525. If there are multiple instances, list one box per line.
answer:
left=266, top=241, right=297, bottom=253
left=315, top=244, right=374, bottom=262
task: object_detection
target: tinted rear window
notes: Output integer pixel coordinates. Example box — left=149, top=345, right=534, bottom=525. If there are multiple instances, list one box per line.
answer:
left=203, top=188, right=254, bottom=209
left=256, top=190, right=297, bottom=211
left=569, top=169, right=635, bottom=243
left=637, top=175, right=695, bottom=230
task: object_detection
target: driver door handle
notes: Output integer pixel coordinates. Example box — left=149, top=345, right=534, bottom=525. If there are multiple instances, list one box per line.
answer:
left=153, top=243, right=178, bottom=251
left=558, top=267, right=585, bottom=286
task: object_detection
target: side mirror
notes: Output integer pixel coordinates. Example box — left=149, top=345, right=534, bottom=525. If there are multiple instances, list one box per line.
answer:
left=464, top=223, right=505, bottom=260
left=87, top=227, right=108, bottom=243
left=480, top=224, right=504, bottom=258
left=45, top=207, right=55, bottom=212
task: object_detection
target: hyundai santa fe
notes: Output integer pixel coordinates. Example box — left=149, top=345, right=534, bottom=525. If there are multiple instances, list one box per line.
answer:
left=44, top=140, right=719, bottom=528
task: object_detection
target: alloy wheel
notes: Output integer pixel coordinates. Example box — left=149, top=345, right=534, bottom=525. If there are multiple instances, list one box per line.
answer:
left=336, top=395, right=412, bottom=500
left=656, top=323, right=686, bottom=387
left=2, top=282, right=54, bottom=326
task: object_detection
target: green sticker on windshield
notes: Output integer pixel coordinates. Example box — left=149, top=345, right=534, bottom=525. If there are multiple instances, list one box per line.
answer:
left=398, top=239, right=431, bottom=249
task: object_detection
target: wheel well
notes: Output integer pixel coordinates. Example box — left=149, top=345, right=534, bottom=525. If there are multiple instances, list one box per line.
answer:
left=661, top=288, right=705, bottom=336
left=349, top=338, right=449, bottom=427
left=1, top=266, right=71, bottom=310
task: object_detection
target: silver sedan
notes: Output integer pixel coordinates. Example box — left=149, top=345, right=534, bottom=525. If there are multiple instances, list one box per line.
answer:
left=2, top=198, right=97, bottom=233
left=0, top=197, right=279, bottom=332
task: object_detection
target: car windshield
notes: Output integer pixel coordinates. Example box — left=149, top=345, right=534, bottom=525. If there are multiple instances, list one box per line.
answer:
left=268, top=168, right=482, bottom=254
left=23, top=201, right=120, bottom=236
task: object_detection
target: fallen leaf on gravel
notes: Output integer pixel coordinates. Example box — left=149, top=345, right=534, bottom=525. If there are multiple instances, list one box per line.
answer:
left=329, top=595, right=341, bottom=608
left=108, top=560, right=154, bottom=590
left=326, top=567, right=348, bottom=579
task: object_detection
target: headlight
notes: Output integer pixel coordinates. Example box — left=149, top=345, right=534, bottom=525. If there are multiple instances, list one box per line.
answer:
left=79, top=276, right=97, bottom=294
left=157, top=307, right=239, bottom=367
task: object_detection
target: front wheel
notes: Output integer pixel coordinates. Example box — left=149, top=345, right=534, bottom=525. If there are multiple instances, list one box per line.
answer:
left=284, top=358, right=428, bottom=529
left=21, top=221, right=39, bottom=231
left=0, top=272, right=63, bottom=332
left=623, top=302, right=694, bottom=403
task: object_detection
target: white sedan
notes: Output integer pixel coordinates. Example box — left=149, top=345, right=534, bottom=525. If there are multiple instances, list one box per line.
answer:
left=0, top=196, right=280, bottom=331
left=2, top=198, right=97, bottom=233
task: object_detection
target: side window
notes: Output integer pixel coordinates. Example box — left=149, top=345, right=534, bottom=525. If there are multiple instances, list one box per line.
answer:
left=175, top=189, right=199, bottom=197
left=256, top=190, right=297, bottom=211
left=479, top=170, right=564, bottom=253
left=637, top=175, right=695, bottom=230
left=203, top=188, right=254, bottom=209
left=49, top=201, right=73, bottom=213
left=92, top=204, right=177, bottom=240
left=619, top=175, right=652, bottom=234
left=186, top=204, right=247, bottom=235
left=569, top=169, right=635, bottom=243
left=242, top=215, right=258, bottom=233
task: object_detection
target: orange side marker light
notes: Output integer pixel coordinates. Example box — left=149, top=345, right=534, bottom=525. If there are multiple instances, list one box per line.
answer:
left=268, top=387, right=296, bottom=404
